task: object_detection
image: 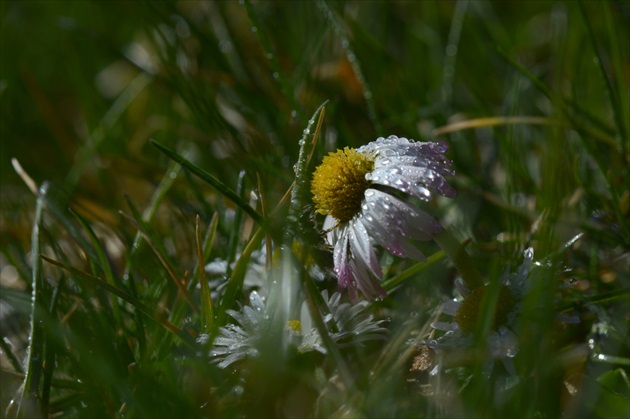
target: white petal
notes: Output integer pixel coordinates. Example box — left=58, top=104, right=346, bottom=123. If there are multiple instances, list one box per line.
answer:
left=348, top=219, right=382, bottom=278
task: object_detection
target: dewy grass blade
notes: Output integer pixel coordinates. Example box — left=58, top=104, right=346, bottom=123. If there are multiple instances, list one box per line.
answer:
left=17, top=182, right=49, bottom=418
left=151, top=139, right=263, bottom=225
left=283, top=101, right=355, bottom=390
left=317, top=0, right=381, bottom=132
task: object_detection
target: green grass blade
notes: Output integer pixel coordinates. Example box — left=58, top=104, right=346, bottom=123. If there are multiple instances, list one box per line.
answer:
left=40, top=255, right=194, bottom=347
left=151, top=139, right=263, bottom=225
left=382, top=251, right=447, bottom=292
left=578, top=0, right=627, bottom=146
left=197, top=213, right=218, bottom=333
left=69, top=208, right=122, bottom=325
left=17, top=182, right=49, bottom=417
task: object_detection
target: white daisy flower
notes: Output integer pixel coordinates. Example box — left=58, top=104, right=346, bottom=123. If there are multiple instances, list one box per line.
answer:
left=296, top=289, right=389, bottom=354
left=207, top=289, right=388, bottom=368
left=204, top=248, right=267, bottom=299
left=311, top=135, right=456, bottom=301
left=425, top=248, right=535, bottom=377
left=205, top=290, right=266, bottom=368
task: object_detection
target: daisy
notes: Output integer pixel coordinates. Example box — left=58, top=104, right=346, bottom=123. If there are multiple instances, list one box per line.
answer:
left=207, top=289, right=388, bottom=368
left=204, top=290, right=266, bottom=368
left=311, top=135, right=456, bottom=301
left=425, top=248, right=535, bottom=377
left=296, top=289, right=389, bottom=354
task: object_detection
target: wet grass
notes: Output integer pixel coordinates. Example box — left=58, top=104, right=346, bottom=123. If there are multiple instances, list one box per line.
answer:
left=1, top=1, right=628, bottom=417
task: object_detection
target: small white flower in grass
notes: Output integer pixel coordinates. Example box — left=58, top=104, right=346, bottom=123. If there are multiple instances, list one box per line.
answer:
left=207, top=289, right=388, bottom=368
left=425, top=248, right=535, bottom=377
left=206, top=290, right=266, bottom=369
left=311, top=135, right=456, bottom=301
left=297, top=290, right=389, bottom=354
left=204, top=248, right=267, bottom=299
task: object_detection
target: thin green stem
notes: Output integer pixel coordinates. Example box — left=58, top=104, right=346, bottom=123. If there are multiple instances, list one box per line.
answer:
left=434, top=228, right=483, bottom=290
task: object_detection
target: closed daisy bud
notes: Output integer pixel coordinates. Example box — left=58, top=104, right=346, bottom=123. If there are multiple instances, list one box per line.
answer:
left=311, top=135, right=456, bottom=301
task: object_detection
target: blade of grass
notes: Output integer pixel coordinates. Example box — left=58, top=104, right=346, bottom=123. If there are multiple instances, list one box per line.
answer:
left=497, top=48, right=630, bottom=239
left=317, top=0, right=381, bottom=132
left=16, top=182, right=49, bottom=418
left=69, top=207, right=122, bottom=325
left=123, top=157, right=184, bottom=354
left=40, top=255, right=194, bottom=347
left=151, top=139, right=263, bottom=225
left=225, top=170, right=247, bottom=278
left=0, top=337, right=23, bottom=374
left=578, top=0, right=627, bottom=147
left=119, top=206, right=200, bottom=315
left=197, top=213, right=218, bottom=333
left=41, top=274, right=65, bottom=418
left=66, top=73, right=152, bottom=191
left=242, top=0, right=305, bottom=123
left=381, top=250, right=447, bottom=292
left=217, top=226, right=265, bottom=325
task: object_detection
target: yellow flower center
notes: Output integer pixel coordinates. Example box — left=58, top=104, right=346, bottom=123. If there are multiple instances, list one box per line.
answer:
left=454, top=285, right=514, bottom=333
left=286, top=320, right=302, bottom=333
left=311, top=147, right=375, bottom=223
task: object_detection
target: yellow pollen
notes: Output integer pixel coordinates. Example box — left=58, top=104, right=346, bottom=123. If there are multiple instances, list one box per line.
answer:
left=311, top=147, right=375, bottom=223
left=286, top=320, right=302, bottom=333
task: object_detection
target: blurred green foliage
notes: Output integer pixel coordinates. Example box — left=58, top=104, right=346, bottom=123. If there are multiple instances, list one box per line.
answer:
left=1, top=0, right=628, bottom=417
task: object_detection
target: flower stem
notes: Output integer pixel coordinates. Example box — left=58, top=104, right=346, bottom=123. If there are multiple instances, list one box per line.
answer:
left=434, top=228, right=483, bottom=290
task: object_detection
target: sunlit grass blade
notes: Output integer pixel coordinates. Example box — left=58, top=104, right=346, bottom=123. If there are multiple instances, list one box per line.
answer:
left=16, top=182, right=49, bottom=418
left=151, top=139, right=263, bottom=225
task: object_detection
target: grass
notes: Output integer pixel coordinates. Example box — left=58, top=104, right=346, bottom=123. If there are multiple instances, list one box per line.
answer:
left=1, top=0, right=628, bottom=418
